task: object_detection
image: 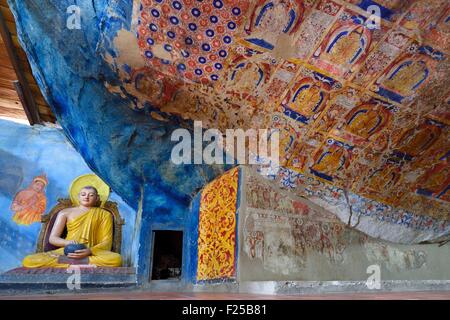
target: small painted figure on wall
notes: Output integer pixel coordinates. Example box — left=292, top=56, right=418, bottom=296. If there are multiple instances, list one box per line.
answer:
left=10, top=174, right=48, bottom=225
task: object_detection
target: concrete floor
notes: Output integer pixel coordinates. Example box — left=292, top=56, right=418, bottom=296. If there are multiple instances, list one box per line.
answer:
left=1, top=291, right=450, bottom=300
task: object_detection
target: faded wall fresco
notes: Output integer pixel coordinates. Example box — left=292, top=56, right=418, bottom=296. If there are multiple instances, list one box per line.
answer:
left=0, top=119, right=137, bottom=273
left=266, top=166, right=450, bottom=243
left=238, top=167, right=450, bottom=281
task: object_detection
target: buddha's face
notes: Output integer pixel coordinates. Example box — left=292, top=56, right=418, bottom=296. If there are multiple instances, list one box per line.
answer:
left=78, top=188, right=99, bottom=207
left=32, top=181, right=45, bottom=192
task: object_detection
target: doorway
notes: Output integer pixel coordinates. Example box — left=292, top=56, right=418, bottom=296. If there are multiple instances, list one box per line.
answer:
left=151, top=230, right=183, bottom=280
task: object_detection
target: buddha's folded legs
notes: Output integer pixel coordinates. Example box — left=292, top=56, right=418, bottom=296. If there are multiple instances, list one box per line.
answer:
left=22, top=249, right=122, bottom=268
left=22, top=249, right=69, bottom=268
left=88, top=250, right=122, bottom=267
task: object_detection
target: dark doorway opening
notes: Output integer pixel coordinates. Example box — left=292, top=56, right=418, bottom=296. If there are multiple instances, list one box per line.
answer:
left=151, top=230, right=183, bottom=280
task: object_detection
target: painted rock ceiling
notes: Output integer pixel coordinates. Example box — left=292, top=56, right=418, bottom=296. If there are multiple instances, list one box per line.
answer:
left=99, top=0, right=449, bottom=242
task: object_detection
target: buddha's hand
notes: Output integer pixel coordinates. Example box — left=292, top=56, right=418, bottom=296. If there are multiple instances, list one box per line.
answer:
left=68, top=248, right=92, bottom=259
left=11, top=203, right=24, bottom=211
left=66, top=240, right=78, bottom=245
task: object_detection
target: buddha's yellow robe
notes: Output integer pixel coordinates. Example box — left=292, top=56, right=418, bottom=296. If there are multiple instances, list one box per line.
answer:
left=23, top=207, right=122, bottom=268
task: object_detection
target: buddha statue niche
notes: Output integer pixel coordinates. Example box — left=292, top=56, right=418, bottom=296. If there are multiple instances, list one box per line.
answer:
left=22, top=185, right=122, bottom=268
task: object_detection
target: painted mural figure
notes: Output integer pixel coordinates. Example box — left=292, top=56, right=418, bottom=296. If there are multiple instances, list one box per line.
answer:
left=324, top=27, right=367, bottom=66
left=416, top=165, right=450, bottom=197
left=10, top=175, right=48, bottom=226
left=425, top=167, right=449, bottom=195
left=230, top=62, right=263, bottom=93
left=256, top=2, right=289, bottom=34
left=345, top=105, right=387, bottom=139
left=293, top=84, right=323, bottom=114
left=311, top=146, right=347, bottom=180
left=285, top=81, right=327, bottom=124
left=315, top=104, right=345, bottom=133
left=247, top=231, right=264, bottom=260
left=381, top=59, right=429, bottom=97
left=395, top=123, right=441, bottom=159
left=22, top=186, right=122, bottom=268
left=245, top=0, right=304, bottom=49
left=366, top=166, right=400, bottom=193
left=315, top=20, right=372, bottom=75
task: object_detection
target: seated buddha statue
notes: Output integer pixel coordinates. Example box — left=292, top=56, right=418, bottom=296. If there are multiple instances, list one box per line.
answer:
left=22, top=185, right=122, bottom=268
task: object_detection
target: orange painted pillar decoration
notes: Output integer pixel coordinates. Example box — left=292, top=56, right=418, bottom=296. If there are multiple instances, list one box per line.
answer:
left=197, top=167, right=240, bottom=281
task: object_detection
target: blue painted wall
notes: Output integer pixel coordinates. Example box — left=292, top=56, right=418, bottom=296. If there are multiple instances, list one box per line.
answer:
left=0, top=119, right=137, bottom=273
left=186, top=192, right=201, bottom=283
